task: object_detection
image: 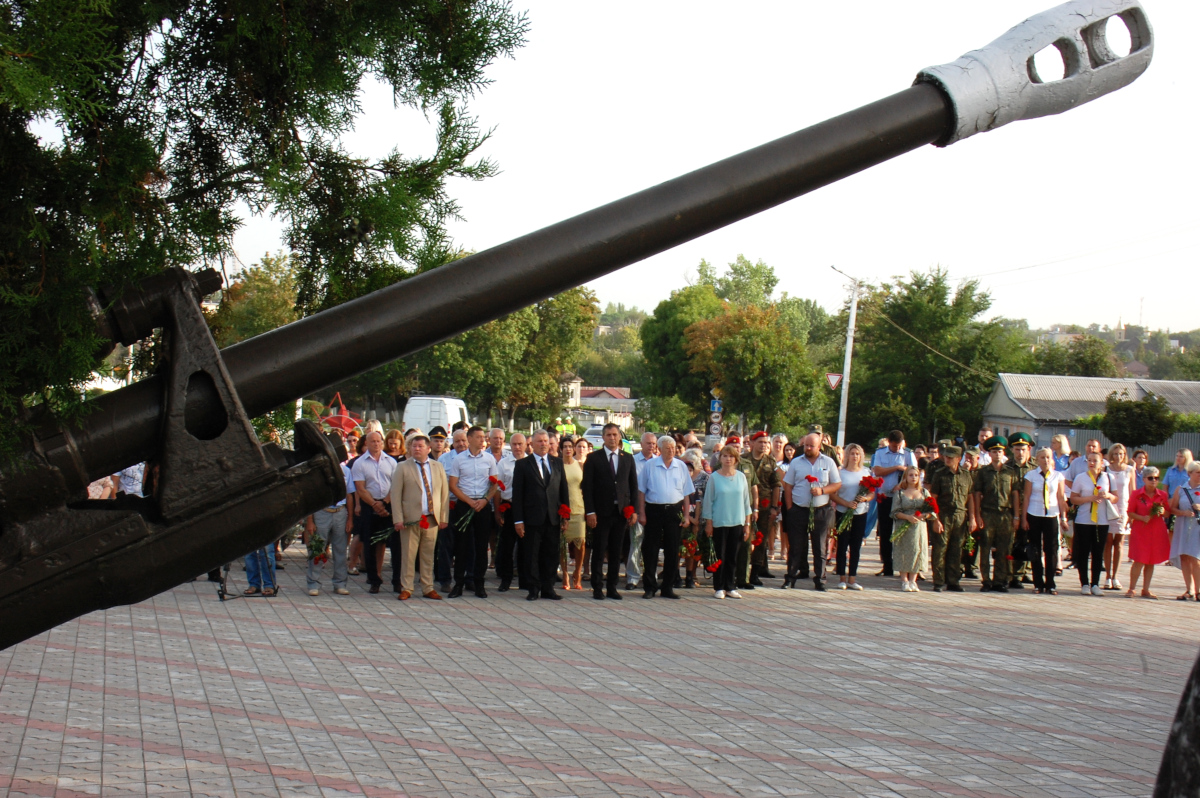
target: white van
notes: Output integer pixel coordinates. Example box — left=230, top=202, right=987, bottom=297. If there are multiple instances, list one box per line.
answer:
left=402, top=395, right=470, bottom=434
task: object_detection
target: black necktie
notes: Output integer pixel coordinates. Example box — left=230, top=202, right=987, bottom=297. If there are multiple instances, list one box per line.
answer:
left=610, top=451, right=618, bottom=476
left=541, top=457, right=550, bottom=482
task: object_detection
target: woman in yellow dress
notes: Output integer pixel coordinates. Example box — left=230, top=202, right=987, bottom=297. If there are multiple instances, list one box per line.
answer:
left=560, top=436, right=590, bottom=590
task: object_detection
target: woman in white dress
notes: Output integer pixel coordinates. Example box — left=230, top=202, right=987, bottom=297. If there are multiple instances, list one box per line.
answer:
left=1103, top=444, right=1135, bottom=591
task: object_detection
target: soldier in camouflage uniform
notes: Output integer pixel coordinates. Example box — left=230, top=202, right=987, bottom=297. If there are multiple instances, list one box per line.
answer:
left=970, top=436, right=1021, bottom=592
left=928, top=445, right=976, bottom=592
left=744, top=431, right=782, bottom=585
left=924, top=440, right=951, bottom=486
left=1003, top=432, right=1036, bottom=589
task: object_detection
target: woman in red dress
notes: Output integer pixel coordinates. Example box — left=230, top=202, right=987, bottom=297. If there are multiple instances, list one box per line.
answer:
left=1125, top=466, right=1171, bottom=599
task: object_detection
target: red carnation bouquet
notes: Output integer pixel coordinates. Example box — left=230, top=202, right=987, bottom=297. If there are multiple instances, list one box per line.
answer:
left=623, top=505, right=636, bottom=521
left=832, top=475, right=883, bottom=539
left=805, top=474, right=820, bottom=534
left=558, top=503, right=571, bottom=520
left=454, top=475, right=506, bottom=532
left=306, top=529, right=329, bottom=566
left=753, top=530, right=764, bottom=547
left=419, top=516, right=431, bottom=530
left=891, top=494, right=938, bottom=543
left=699, top=532, right=719, bottom=572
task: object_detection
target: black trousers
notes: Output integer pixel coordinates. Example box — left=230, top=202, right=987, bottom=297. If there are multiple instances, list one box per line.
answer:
left=786, top=504, right=834, bottom=584
left=835, top=511, right=866, bottom=577
left=876, top=496, right=895, bottom=575
left=355, top=506, right=393, bottom=587
left=522, top=522, right=561, bottom=594
left=1027, top=514, right=1060, bottom=591
left=496, top=505, right=519, bottom=584
left=642, top=502, right=682, bottom=594
left=1074, top=522, right=1106, bottom=586
left=434, top=523, right=454, bottom=585
left=712, top=526, right=742, bottom=592
left=451, top=502, right=492, bottom=586
left=590, top=515, right=627, bottom=590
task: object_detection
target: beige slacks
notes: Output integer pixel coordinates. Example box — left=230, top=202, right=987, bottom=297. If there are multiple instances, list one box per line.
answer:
left=401, top=521, right=438, bottom=594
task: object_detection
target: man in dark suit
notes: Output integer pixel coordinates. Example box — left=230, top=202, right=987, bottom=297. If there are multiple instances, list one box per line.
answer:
left=511, top=429, right=570, bottom=601
left=582, top=423, right=639, bottom=600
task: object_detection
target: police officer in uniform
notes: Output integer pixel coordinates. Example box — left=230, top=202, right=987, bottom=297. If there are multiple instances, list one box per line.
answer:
left=970, top=436, right=1020, bottom=591
left=928, top=445, right=976, bottom=592
left=1004, top=432, right=1036, bottom=589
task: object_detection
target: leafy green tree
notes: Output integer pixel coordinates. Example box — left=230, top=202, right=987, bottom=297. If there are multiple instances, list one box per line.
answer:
left=1098, top=390, right=1176, bottom=447
left=847, top=267, right=1028, bottom=445
left=684, top=305, right=824, bottom=431
left=697, top=254, right=778, bottom=307
left=1150, top=349, right=1200, bottom=381
left=777, top=295, right=830, bottom=347
left=0, top=0, right=527, bottom=456
left=640, top=284, right=724, bottom=410
left=1031, top=335, right=1119, bottom=377
left=634, top=395, right=693, bottom=432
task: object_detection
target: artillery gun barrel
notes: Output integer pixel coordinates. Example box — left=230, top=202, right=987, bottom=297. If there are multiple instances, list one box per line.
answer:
left=35, top=0, right=1153, bottom=495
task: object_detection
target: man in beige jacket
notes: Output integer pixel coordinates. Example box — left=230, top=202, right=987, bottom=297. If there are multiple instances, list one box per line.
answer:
left=391, top=433, right=450, bottom=600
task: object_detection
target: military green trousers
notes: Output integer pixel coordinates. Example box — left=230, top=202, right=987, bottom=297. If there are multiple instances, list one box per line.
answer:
left=931, top=513, right=969, bottom=588
left=979, top=511, right=1014, bottom=587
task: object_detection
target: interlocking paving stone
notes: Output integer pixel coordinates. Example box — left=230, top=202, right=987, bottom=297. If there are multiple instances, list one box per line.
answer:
left=1, top=540, right=1196, bottom=797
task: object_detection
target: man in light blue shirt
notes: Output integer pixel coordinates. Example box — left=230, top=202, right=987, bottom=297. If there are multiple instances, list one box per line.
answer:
left=636, top=436, right=692, bottom=599
left=446, top=426, right=500, bottom=597
left=871, top=430, right=917, bottom=577
left=782, top=433, right=841, bottom=591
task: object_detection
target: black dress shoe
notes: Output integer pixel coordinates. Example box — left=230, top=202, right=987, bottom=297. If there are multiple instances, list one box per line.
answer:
left=780, top=578, right=792, bottom=589
left=963, top=569, right=977, bottom=579
left=932, top=586, right=942, bottom=592
left=542, top=590, right=562, bottom=600
left=1021, top=575, right=1032, bottom=584
left=813, top=582, right=826, bottom=592
left=593, top=588, right=605, bottom=600
left=642, top=589, right=654, bottom=599
left=681, top=578, right=695, bottom=589
left=1009, top=578, right=1022, bottom=589
left=946, top=584, right=964, bottom=592
left=660, top=590, right=681, bottom=599
left=498, top=579, right=511, bottom=592
left=980, top=584, right=991, bottom=592
left=475, top=587, right=488, bottom=599
left=448, top=583, right=464, bottom=598
left=750, top=576, right=763, bottom=586
left=607, top=588, right=622, bottom=600
left=526, top=591, right=539, bottom=601
left=759, top=570, right=776, bottom=579
left=992, top=585, right=1009, bottom=593
left=368, top=584, right=380, bottom=594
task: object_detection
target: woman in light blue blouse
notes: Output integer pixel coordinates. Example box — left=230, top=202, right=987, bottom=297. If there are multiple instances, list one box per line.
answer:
left=703, top=445, right=753, bottom=599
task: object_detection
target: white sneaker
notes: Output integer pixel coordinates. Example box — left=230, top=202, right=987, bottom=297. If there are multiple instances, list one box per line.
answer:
left=838, top=582, right=848, bottom=590
left=726, top=590, right=743, bottom=599
left=307, top=589, right=319, bottom=596
left=1091, top=584, right=1104, bottom=596
left=901, top=581, right=912, bottom=592
left=713, top=590, right=726, bottom=599
left=911, top=580, right=920, bottom=592
left=1105, top=577, right=1114, bottom=589
left=1081, top=585, right=1091, bottom=596
left=334, top=587, right=350, bottom=595
left=1112, top=578, right=1122, bottom=590
left=849, top=582, right=864, bottom=591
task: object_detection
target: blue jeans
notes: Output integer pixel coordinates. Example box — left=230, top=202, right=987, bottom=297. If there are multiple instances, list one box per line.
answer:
left=245, top=546, right=276, bottom=590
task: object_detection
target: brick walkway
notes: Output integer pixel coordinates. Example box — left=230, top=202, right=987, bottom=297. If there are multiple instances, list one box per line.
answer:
left=1, top=539, right=1195, bottom=797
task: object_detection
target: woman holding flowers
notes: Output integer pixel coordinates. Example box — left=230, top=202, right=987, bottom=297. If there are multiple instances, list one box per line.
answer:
left=890, top=466, right=930, bottom=592
left=1125, top=466, right=1170, bottom=599
left=560, top=436, right=588, bottom=590
left=1168, top=461, right=1200, bottom=601
left=702, top=445, right=753, bottom=599
left=832, top=444, right=878, bottom=590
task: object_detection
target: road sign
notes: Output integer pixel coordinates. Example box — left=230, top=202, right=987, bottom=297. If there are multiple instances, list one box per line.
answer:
left=709, top=411, right=723, bottom=423
left=825, top=373, right=843, bottom=390
left=710, top=387, right=721, bottom=399
left=708, top=423, right=722, bottom=435
left=709, top=399, right=723, bottom=413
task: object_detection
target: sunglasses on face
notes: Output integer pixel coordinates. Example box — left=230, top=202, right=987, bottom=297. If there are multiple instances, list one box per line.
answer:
left=1145, top=476, right=1159, bottom=480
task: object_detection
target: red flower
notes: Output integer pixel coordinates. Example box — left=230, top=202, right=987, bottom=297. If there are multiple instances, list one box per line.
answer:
left=706, top=560, right=722, bottom=573
left=913, top=511, right=923, bottom=519
left=759, top=498, right=770, bottom=509
left=419, top=516, right=431, bottom=530
left=860, top=475, right=884, bottom=492
left=805, top=475, right=819, bottom=484
left=753, top=531, right=764, bottom=546
left=499, top=501, right=511, bottom=513
left=623, top=505, right=635, bottom=520
left=489, top=476, right=506, bottom=491
left=923, top=495, right=940, bottom=515
left=1005, top=554, right=1014, bottom=560
left=558, top=504, right=571, bottom=519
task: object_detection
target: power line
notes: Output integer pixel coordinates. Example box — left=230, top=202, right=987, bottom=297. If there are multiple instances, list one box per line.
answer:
left=865, top=308, right=997, bottom=380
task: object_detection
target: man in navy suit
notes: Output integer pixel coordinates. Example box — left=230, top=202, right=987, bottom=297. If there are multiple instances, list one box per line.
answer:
left=511, top=429, right=570, bottom=601
left=582, top=423, right=639, bottom=600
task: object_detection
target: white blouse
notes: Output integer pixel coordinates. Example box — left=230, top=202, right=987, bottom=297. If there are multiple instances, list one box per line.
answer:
left=1025, top=469, right=1065, bottom=517
left=1070, top=469, right=1112, bottom=525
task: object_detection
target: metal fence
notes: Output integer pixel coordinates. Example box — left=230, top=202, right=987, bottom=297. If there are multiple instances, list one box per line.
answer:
left=1032, top=426, right=1200, bottom=464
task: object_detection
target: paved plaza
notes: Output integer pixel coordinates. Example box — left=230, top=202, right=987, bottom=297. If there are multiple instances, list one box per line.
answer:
left=1, top=539, right=1195, bottom=798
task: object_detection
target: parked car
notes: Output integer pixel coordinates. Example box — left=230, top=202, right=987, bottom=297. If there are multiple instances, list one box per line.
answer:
left=402, top=395, right=470, bottom=434
left=583, top=424, right=640, bottom=454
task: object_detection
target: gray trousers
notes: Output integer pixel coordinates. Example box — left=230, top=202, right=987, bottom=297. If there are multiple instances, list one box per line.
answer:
left=306, top=507, right=349, bottom=590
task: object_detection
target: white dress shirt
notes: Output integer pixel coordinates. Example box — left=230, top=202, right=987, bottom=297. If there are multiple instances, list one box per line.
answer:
left=412, top=458, right=435, bottom=515
left=497, top=455, right=522, bottom=500
left=350, top=451, right=396, bottom=500
left=447, top=449, right=500, bottom=497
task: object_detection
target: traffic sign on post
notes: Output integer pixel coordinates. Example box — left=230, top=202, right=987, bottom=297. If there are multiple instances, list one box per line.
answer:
left=709, top=411, right=723, bottom=423
left=709, top=399, right=723, bottom=413
left=708, top=423, right=721, bottom=435
left=825, top=373, right=843, bottom=390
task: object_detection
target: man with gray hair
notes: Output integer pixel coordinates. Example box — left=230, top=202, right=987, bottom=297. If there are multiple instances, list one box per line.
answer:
left=625, top=432, right=659, bottom=590
left=636, top=435, right=692, bottom=599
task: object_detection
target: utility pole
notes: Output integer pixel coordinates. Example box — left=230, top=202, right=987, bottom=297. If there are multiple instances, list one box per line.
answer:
left=831, top=266, right=860, bottom=448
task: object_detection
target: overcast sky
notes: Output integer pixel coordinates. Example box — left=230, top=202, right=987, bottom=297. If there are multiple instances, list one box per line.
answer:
left=235, top=0, right=1197, bottom=332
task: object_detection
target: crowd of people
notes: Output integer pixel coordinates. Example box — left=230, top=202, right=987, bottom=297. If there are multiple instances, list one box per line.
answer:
left=282, top=419, right=1200, bottom=604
